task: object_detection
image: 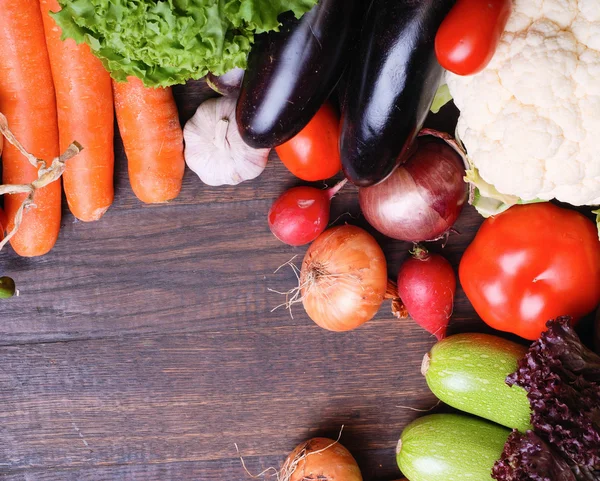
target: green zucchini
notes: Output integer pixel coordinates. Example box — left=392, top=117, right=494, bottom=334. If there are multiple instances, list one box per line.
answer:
left=422, top=333, right=532, bottom=432
left=397, top=414, right=510, bottom=481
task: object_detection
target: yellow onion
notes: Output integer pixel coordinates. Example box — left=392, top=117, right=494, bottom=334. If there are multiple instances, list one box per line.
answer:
left=284, top=438, right=363, bottom=481
left=300, top=225, right=388, bottom=331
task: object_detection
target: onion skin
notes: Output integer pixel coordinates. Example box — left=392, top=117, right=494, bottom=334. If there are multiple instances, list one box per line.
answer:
left=300, top=225, right=388, bottom=331
left=359, top=136, right=467, bottom=242
left=286, top=438, right=363, bottom=481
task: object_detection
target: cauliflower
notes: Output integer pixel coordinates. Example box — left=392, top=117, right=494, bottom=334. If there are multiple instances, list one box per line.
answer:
left=446, top=0, right=600, bottom=215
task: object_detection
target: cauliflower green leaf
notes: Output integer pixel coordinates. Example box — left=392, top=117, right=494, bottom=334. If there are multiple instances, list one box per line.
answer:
left=465, top=165, right=546, bottom=218
left=430, top=83, right=453, bottom=114
left=51, top=0, right=317, bottom=87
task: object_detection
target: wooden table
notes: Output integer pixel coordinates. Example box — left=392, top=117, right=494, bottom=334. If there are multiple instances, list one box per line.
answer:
left=0, top=83, right=486, bottom=481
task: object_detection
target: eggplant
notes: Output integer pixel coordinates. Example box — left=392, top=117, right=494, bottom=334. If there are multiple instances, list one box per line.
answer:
left=236, top=0, right=360, bottom=149
left=206, top=68, right=245, bottom=97
left=340, top=0, right=456, bottom=187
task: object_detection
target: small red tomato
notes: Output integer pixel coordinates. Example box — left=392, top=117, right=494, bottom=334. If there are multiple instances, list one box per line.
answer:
left=460, top=203, right=600, bottom=340
left=397, top=247, right=456, bottom=340
left=435, top=0, right=512, bottom=76
left=268, top=186, right=331, bottom=246
left=275, top=103, right=341, bottom=181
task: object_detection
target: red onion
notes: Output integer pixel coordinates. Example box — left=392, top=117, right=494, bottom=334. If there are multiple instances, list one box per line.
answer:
left=358, top=129, right=468, bottom=242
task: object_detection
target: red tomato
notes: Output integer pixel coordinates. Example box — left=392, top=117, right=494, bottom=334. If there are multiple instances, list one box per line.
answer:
left=275, top=103, right=341, bottom=181
left=459, top=203, right=600, bottom=340
left=435, top=0, right=512, bottom=76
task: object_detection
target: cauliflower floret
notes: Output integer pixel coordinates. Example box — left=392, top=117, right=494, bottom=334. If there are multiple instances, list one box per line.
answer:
left=447, top=0, right=600, bottom=206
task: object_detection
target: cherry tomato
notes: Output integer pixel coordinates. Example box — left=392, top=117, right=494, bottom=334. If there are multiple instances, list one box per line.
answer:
left=275, top=103, right=341, bottom=181
left=459, top=203, right=600, bottom=340
left=435, top=0, right=512, bottom=76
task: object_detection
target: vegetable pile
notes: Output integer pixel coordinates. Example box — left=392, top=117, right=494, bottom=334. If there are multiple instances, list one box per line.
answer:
left=1, top=1, right=600, bottom=481
left=444, top=0, right=600, bottom=218
left=401, top=318, right=600, bottom=481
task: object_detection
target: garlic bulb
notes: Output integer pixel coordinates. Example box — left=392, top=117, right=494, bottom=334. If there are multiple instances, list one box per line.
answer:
left=184, top=96, right=270, bottom=186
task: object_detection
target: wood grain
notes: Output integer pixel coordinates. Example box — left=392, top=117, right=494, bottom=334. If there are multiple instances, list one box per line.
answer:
left=0, top=81, right=485, bottom=480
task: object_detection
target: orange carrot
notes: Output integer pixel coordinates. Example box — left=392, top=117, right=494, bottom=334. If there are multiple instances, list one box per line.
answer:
left=0, top=207, right=6, bottom=242
left=0, top=0, right=61, bottom=257
left=113, top=77, right=185, bottom=204
left=40, top=0, right=114, bottom=222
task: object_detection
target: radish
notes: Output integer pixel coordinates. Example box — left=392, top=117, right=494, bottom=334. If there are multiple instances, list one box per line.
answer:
left=268, top=179, right=346, bottom=246
left=396, top=245, right=456, bottom=339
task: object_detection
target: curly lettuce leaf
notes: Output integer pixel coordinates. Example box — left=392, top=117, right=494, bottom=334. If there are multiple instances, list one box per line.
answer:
left=506, top=317, right=600, bottom=470
left=594, top=209, right=600, bottom=239
left=492, top=430, right=599, bottom=481
left=51, top=0, right=317, bottom=87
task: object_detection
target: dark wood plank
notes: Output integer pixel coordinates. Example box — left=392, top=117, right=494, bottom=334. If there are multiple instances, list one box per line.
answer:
left=0, top=450, right=403, bottom=481
left=0, top=324, right=439, bottom=480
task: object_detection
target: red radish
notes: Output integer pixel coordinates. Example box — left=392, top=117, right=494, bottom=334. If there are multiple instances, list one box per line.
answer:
left=396, top=245, right=456, bottom=339
left=268, top=179, right=346, bottom=246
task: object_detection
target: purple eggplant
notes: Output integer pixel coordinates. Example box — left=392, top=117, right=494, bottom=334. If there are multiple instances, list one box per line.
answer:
left=236, top=0, right=360, bottom=149
left=340, top=0, right=456, bottom=187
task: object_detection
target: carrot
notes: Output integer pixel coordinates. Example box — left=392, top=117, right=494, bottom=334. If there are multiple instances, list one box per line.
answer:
left=113, top=77, right=185, bottom=204
left=0, top=207, right=6, bottom=242
left=0, top=0, right=61, bottom=257
left=40, top=0, right=114, bottom=222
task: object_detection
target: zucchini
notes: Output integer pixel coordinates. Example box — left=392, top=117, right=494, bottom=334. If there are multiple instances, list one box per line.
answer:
left=397, top=414, right=510, bottom=481
left=422, top=333, right=532, bottom=432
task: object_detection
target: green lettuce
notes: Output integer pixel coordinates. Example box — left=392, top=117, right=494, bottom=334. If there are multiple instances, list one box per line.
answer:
left=52, top=0, right=318, bottom=87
